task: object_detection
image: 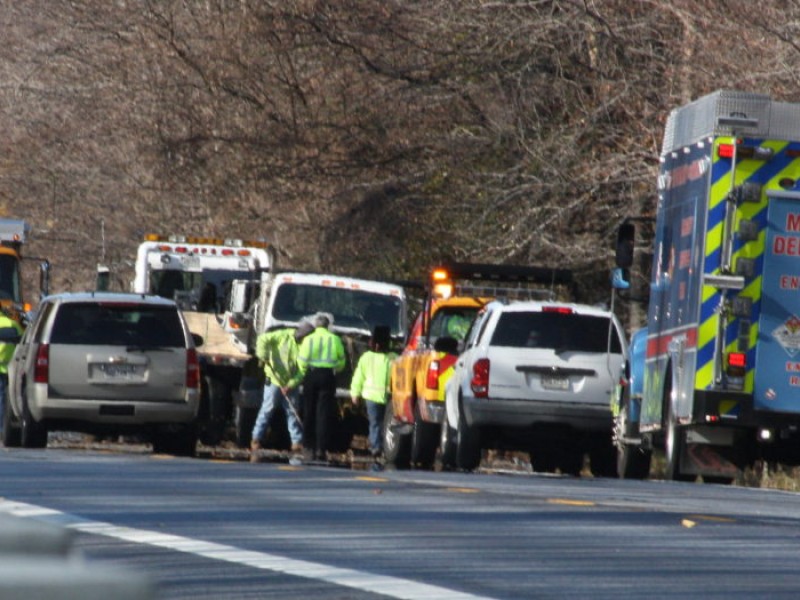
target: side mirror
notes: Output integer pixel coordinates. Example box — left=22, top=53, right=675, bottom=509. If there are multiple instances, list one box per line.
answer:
left=96, top=264, right=110, bottom=291
left=611, top=267, right=630, bottom=290
left=615, top=223, right=635, bottom=268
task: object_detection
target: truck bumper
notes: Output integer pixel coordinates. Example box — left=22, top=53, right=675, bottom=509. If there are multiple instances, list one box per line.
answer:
left=693, top=389, right=800, bottom=430
left=419, top=399, right=445, bottom=424
left=463, top=397, right=612, bottom=433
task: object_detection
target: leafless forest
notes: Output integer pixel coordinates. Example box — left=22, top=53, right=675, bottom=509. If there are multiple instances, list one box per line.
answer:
left=2, top=1, right=800, bottom=321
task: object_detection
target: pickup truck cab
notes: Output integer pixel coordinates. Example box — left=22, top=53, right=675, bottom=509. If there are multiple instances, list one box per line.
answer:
left=443, top=299, right=626, bottom=475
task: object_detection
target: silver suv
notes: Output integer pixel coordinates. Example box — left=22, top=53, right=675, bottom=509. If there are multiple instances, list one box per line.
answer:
left=4, top=292, right=202, bottom=455
left=442, top=300, right=626, bottom=475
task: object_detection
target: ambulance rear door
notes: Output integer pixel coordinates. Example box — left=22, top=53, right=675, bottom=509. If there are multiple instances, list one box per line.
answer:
left=754, top=190, right=800, bottom=413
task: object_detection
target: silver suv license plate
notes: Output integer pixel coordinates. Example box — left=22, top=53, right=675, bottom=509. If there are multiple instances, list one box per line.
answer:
left=94, top=364, right=142, bottom=379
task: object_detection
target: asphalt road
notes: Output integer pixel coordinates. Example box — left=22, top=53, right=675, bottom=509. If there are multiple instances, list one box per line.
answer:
left=1, top=447, right=800, bottom=599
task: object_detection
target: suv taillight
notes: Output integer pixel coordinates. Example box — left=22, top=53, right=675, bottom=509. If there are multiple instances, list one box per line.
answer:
left=470, top=358, right=490, bottom=398
left=426, top=360, right=441, bottom=390
left=186, top=348, right=200, bottom=390
left=34, top=343, right=49, bottom=384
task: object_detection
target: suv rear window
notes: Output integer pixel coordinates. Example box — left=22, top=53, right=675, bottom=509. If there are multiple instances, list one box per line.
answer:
left=49, top=303, right=186, bottom=347
left=491, top=312, right=622, bottom=353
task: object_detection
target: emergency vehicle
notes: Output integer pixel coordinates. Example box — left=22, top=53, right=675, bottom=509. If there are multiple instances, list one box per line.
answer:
left=133, top=234, right=276, bottom=445
left=614, top=90, right=800, bottom=481
left=386, top=262, right=573, bottom=470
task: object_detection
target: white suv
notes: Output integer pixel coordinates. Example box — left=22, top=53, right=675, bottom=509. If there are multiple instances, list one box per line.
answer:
left=4, top=292, right=202, bottom=455
left=442, top=300, right=626, bottom=475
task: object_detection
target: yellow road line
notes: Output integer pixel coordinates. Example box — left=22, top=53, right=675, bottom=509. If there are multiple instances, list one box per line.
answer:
left=686, top=514, right=736, bottom=523
left=547, top=498, right=595, bottom=507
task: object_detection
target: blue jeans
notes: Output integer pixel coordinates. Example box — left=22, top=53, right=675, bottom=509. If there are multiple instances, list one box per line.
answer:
left=0, top=373, right=7, bottom=432
left=252, top=383, right=303, bottom=446
left=366, top=400, right=386, bottom=454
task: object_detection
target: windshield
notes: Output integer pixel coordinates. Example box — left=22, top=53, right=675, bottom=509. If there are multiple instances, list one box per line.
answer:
left=271, top=283, right=404, bottom=336
left=429, top=306, right=480, bottom=342
left=0, top=254, right=21, bottom=302
left=149, top=268, right=252, bottom=313
left=491, top=312, right=622, bottom=353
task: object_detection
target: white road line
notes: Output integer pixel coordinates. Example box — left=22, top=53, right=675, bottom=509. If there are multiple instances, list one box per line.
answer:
left=0, top=499, right=495, bottom=600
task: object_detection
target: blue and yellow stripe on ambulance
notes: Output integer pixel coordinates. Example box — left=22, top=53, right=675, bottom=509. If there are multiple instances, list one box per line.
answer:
left=697, top=137, right=794, bottom=400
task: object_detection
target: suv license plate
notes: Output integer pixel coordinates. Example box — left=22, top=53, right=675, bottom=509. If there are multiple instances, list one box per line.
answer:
left=94, top=364, right=143, bottom=379
left=541, top=375, right=569, bottom=390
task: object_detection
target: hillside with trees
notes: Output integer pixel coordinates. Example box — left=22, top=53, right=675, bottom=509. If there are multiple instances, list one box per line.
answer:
left=2, top=1, right=799, bottom=319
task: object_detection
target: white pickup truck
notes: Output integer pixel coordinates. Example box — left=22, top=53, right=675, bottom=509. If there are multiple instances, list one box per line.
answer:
left=231, top=271, right=408, bottom=450
left=442, top=299, right=626, bottom=475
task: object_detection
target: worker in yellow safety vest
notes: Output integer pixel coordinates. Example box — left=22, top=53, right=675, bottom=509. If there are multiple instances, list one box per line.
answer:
left=297, top=313, right=346, bottom=462
left=0, top=310, right=22, bottom=432
left=350, top=326, right=397, bottom=464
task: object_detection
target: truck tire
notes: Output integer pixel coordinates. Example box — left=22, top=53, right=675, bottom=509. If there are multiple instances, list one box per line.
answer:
left=455, top=399, right=481, bottom=472
left=411, top=403, right=438, bottom=469
left=198, top=375, right=228, bottom=447
left=383, top=406, right=411, bottom=469
left=440, top=418, right=458, bottom=471
left=234, top=405, right=257, bottom=449
left=615, top=399, right=651, bottom=479
left=2, top=395, right=21, bottom=448
left=20, top=385, right=47, bottom=449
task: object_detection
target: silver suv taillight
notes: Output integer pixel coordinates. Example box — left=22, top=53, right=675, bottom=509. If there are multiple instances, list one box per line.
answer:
left=34, top=343, right=49, bottom=384
left=186, top=348, right=200, bottom=389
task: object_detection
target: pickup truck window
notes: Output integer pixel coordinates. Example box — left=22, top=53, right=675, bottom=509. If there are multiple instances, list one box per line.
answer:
left=491, top=312, right=622, bottom=353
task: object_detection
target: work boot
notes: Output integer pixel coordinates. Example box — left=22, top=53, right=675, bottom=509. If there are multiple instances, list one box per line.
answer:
left=250, top=440, right=261, bottom=463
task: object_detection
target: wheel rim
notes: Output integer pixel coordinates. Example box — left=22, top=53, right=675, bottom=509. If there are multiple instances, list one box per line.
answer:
left=384, top=409, right=397, bottom=454
left=665, top=408, right=675, bottom=463
left=385, top=426, right=397, bottom=453
left=614, top=406, right=627, bottom=449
